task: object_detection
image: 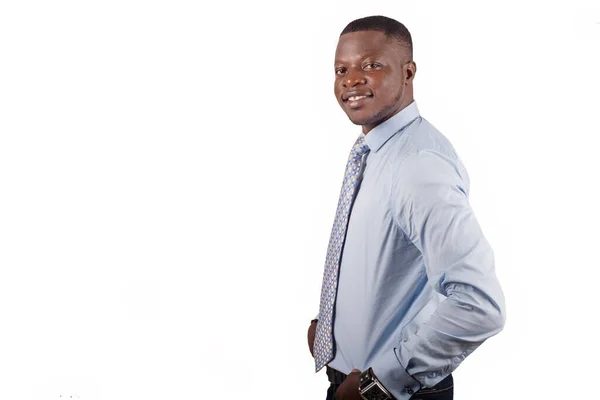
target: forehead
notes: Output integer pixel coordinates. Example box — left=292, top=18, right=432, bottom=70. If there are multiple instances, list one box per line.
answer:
left=335, top=30, right=397, bottom=63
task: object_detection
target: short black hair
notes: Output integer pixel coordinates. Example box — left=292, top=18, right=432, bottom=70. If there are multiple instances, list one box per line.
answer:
left=340, top=15, right=413, bottom=59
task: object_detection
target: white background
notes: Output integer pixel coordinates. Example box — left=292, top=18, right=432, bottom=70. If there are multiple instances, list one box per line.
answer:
left=0, top=0, right=599, bottom=399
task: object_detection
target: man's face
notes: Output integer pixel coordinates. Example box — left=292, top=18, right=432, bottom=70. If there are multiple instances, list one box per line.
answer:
left=334, top=30, right=412, bottom=133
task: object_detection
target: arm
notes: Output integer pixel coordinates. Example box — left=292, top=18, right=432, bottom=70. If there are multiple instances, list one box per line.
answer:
left=371, top=149, right=506, bottom=398
left=308, top=318, right=318, bottom=357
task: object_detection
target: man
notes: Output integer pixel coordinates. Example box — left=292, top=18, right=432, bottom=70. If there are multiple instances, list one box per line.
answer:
left=308, top=16, right=506, bottom=400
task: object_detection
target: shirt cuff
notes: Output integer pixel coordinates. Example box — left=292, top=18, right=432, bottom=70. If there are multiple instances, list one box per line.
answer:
left=370, top=347, right=421, bottom=400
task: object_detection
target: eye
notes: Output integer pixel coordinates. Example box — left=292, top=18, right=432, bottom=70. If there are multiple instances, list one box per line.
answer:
left=335, top=67, right=347, bottom=75
left=364, top=62, right=382, bottom=70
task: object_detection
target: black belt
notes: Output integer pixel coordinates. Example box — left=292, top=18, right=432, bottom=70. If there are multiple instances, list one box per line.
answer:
left=326, top=366, right=454, bottom=393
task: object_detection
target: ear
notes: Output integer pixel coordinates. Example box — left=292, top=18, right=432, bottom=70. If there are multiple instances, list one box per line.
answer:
left=405, top=61, right=417, bottom=83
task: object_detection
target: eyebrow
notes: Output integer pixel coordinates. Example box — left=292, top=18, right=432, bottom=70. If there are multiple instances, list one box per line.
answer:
left=334, top=52, right=381, bottom=64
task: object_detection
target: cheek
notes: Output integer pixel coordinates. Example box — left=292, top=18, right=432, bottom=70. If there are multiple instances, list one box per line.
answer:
left=333, top=81, right=342, bottom=97
left=375, top=81, right=402, bottom=103
left=333, top=85, right=345, bottom=106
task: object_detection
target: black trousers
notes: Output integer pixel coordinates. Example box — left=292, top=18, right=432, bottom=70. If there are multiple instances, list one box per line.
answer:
left=325, top=368, right=453, bottom=400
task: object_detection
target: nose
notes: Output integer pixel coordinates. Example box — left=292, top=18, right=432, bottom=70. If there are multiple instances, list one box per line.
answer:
left=343, top=69, right=366, bottom=87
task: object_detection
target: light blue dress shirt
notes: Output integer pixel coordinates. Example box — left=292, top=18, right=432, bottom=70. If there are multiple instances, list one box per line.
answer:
left=326, top=101, right=506, bottom=399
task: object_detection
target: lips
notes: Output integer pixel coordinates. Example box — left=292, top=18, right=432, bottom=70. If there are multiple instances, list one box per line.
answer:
left=348, top=95, right=368, bottom=101
left=342, top=92, right=373, bottom=109
left=342, top=91, right=373, bottom=108
left=342, top=91, right=373, bottom=102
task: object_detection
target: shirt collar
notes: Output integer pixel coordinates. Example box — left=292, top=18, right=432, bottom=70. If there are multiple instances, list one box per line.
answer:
left=362, top=101, right=420, bottom=153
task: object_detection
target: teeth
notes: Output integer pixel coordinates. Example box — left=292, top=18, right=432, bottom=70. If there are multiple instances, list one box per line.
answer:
left=349, top=95, right=366, bottom=101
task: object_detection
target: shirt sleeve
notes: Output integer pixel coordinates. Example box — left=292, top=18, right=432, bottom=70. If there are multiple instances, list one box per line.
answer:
left=374, top=149, right=506, bottom=394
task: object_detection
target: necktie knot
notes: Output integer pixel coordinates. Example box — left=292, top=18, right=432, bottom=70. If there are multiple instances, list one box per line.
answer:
left=352, top=135, right=370, bottom=158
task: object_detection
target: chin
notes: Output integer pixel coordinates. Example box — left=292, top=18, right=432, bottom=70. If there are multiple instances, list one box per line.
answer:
left=347, top=112, right=376, bottom=127
left=344, top=108, right=369, bottom=121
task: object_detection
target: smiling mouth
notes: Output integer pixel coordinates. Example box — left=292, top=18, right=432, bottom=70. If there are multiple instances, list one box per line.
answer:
left=345, top=95, right=372, bottom=107
left=348, top=95, right=368, bottom=101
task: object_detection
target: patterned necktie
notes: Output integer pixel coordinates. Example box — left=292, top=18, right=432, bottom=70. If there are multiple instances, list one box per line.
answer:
left=314, top=135, right=370, bottom=372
